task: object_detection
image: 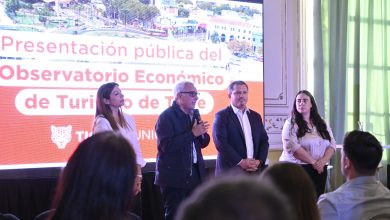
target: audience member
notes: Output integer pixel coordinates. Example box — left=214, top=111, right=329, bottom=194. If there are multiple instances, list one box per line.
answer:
left=36, top=131, right=140, bottom=220
left=93, top=82, right=146, bottom=194
left=155, top=80, right=210, bottom=220
left=175, top=175, right=294, bottom=220
left=213, top=80, right=269, bottom=175
left=279, top=90, right=336, bottom=196
left=318, top=130, right=390, bottom=220
left=260, top=162, right=320, bottom=220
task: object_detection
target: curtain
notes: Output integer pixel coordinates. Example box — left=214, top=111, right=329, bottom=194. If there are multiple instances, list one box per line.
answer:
left=314, top=0, right=348, bottom=191
left=318, top=0, right=390, bottom=188
left=321, top=0, right=348, bottom=144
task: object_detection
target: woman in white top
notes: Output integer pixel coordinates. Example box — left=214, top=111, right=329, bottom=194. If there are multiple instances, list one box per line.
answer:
left=279, top=90, right=336, bottom=197
left=93, top=82, right=146, bottom=194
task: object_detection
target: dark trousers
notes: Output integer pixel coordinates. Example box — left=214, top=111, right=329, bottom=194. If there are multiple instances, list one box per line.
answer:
left=160, top=164, right=201, bottom=220
left=301, top=164, right=327, bottom=198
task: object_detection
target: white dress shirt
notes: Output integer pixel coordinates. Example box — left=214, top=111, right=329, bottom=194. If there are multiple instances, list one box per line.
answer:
left=231, top=104, right=254, bottom=158
left=93, top=114, right=147, bottom=167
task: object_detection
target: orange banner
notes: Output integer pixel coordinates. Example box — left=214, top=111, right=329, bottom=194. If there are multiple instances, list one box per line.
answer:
left=1, top=26, right=263, bottom=167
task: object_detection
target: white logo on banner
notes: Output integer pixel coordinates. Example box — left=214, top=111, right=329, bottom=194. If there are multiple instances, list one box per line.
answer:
left=51, top=125, right=72, bottom=149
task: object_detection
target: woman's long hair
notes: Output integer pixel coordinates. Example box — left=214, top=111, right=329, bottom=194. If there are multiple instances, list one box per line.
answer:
left=95, top=82, right=129, bottom=130
left=291, top=90, right=331, bottom=141
left=261, top=162, right=320, bottom=220
left=50, top=132, right=137, bottom=220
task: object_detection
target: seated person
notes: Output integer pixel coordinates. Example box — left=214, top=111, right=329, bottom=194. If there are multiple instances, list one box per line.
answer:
left=35, top=131, right=140, bottom=220
left=260, top=162, right=320, bottom=220
left=317, top=130, right=390, bottom=220
left=175, top=175, right=294, bottom=220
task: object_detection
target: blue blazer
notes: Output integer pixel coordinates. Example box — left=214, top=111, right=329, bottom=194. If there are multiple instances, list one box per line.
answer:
left=154, top=101, right=210, bottom=189
left=213, top=106, right=269, bottom=175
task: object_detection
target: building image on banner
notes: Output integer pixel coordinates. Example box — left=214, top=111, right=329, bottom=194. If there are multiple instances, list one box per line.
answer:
left=0, top=0, right=263, bottom=169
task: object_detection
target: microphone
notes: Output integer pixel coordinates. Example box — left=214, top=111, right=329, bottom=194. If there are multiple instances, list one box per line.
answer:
left=192, top=109, right=204, bottom=138
left=193, top=109, right=201, bottom=124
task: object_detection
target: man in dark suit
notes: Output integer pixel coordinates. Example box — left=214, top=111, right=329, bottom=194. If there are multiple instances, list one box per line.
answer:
left=213, top=80, right=269, bottom=175
left=155, top=80, right=210, bottom=220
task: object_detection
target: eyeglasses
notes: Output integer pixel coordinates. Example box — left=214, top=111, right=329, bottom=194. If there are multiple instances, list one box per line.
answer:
left=180, top=91, right=200, bottom=97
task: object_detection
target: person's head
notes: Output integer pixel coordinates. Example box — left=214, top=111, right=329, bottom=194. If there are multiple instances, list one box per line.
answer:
left=342, top=130, right=383, bottom=178
left=95, top=82, right=127, bottom=130
left=173, top=81, right=198, bottom=114
left=176, top=175, right=294, bottom=220
left=50, top=131, right=137, bottom=220
left=260, top=162, right=320, bottom=220
left=228, top=81, right=249, bottom=111
left=292, top=90, right=318, bottom=118
left=96, top=82, right=123, bottom=116
left=291, top=90, right=331, bottom=140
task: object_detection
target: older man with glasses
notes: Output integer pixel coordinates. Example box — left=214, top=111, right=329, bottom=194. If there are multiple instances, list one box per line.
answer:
left=154, top=80, right=210, bottom=220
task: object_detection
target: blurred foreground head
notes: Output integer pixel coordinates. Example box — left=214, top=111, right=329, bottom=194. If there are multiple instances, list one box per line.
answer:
left=51, top=131, right=137, bottom=220
left=176, top=175, right=295, bottom=220
left=260, top=162, right=320, bottom=220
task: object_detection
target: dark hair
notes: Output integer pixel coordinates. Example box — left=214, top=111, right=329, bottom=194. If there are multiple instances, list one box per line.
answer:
left=261, top=162, right=320, bottom=220
left=176, top=175, right=294, bottom=220
left=228, top=80, right=248, bottom=95
left=291, top=90, right=331, bottom=140
left=50, top=131, right=137, bottom=220
left=95, top=82, right=129, bottom=130
left=343, top=130, right=383, bottom=175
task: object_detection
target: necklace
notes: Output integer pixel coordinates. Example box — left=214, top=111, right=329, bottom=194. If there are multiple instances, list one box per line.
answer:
left=307, top=122, right=315, bottom=133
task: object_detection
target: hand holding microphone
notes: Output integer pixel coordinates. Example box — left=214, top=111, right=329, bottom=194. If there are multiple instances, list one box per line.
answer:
left=191, top=109, right=209, bottom=137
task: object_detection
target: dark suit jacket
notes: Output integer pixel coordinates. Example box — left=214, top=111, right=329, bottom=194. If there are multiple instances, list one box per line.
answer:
left=213, top=106, right=269, bottom=175
left=154, top=101, right=210, bottom=189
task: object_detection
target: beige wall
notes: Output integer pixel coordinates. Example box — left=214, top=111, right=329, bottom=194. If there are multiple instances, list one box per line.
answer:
left=267, top=149, right=283, bottom=166
left=264, top=0, right=301, bottom=148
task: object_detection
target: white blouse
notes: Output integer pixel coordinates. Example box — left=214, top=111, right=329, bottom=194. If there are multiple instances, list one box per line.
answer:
left=93, top=114, right=146, bottom=167
left=279, top=118, right=336, bottom=164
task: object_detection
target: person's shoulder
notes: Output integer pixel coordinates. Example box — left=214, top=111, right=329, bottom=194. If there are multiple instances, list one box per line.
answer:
left=95, top=115, right=109, bottom=123
left=248, top=109, right=262, bottom=117
left=317, top=192, right=337, bottom=208
left=283, top=117, right=293, bottom=126
left=123, top=113, right=135, bottom=122
left=215, top=106, right=232, bottom=115
left=95, top=114, right=106, bottom=120
left=157, top=105, right=178, bottom=123
left=318, top=191, right=332, bottom=202
left=318, top=185, right=348, bottom=205
left=281, top=117, right=294, bottom=133
left=159, top=105, right=175, bottom=117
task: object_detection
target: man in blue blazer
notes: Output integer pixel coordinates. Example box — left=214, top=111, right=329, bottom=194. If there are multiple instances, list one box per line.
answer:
left=213, top=80, right=269, bottom=175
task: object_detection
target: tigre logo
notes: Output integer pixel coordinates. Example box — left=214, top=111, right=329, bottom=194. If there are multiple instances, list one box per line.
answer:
left=51, top=125, right=72, bottom=149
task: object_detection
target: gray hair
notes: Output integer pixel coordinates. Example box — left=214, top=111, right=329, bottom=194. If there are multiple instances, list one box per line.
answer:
left=174, top=80, right=194, bottom=100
